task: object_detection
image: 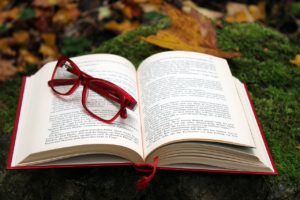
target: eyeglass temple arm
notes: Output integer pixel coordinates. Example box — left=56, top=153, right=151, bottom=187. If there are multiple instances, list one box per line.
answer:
left=48, top=79, right=77, bottom=87
left=88, top=84, right=137, bottom=111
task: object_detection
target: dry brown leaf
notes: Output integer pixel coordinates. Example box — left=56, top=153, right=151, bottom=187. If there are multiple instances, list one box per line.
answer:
left=52, top=3, right=80, bottom=24
left=0, top=0, right=10, bottom=9
left=113, top=1, right=142, bottom=19
left=161, top=3, right=217, bottom=48
left=0, top=59, right=18, bottom=81
left=33, top=0, right=71, bottom=7
left=41, top=33, right=56, bottom=47
left=13, top=31, right=30, bottom=44
left=40, top=33, right=58, bottom=58
left=33, top=0, right=59, bottom=7
left=141, top=0, right=162, bottom=12
left=189, top=9, right=218, bottom=49
left=123, top=2, right=142, bottom=19
left=249, top=1, right=266, bottom=21
left=141, top=4, right=240, bottom=58
left=19, top=49, right=40, bottom=65
left=0, top=31, right=30, bottom=56
left=105, top=20, right=139, bottom=33
left=290, top=55, right=300, bottom=67
left=0, top=7, right=20, bottom=24
left=141, top=31, right=240, bottom=58
left=225, top=2, right=254, bottom=23
left=183, top=1, right=224, bottom=20
left=0, top=38, right=16, bottom=56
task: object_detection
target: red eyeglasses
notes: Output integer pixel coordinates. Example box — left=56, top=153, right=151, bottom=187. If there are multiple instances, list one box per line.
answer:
left=48, top=56, right=137, bottom=123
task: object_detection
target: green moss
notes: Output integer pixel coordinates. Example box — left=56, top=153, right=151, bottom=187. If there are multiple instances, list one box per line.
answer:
left=289, top=2, right=300, bottom=17
left=0, top=77, right=22, bottom=134
left=62, top=36, right=92, bottom=56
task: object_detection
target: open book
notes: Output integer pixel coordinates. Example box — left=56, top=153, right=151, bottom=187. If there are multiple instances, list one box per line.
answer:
left=7, top=51, right=277, bottom=174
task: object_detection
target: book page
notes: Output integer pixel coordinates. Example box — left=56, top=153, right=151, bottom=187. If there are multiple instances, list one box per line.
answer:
left=13, top=54, right=143, bottom=165
left=137, top=51, right=255, bottom=157
left=233, top=78, right=274, bottom=172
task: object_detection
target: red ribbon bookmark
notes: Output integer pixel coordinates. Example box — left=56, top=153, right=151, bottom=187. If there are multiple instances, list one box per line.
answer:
left=133, top=156, right=159, bottom=190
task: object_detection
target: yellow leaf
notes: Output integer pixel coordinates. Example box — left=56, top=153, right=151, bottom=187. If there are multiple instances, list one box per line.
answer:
left=39, top=44, right=58, bottom=58
left=225, top=2, right=254, bottom=23
left=162, top=3, right=217, bottom=48
left=141, top=4, right=240, bottom=58
left=41, top=33, right=56, bottom=47
left=13, top=31, right=30, bottom=44
left=52, top=4, right=80, bottom=24
left=105, top=20, right=139, bottom=33
left=19, top=49, right=40, bottom=65
left=0, top=59, right=18, bottom=81
left=0, top=7, right=20, bottom=24
left=290, top=55, right=300, bottom=67
left=141, top=31, right=240, bottom=58
left=248, top=1, right=266, bottom=21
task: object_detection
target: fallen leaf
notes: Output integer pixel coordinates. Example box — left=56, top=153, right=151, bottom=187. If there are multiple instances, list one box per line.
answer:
left=188, top=9, right=218, bottom=48
left=0, top=0, right=10, bottom=9
left=0, top=59, right=18, bottom=81
left=39, top=44, right=58, bottom=58
left=13, top=31, right=30, bottom=44
left=105, top=20, right=139, bottom=33
left=39, top=34, right=59, bottom=58
left=0, top=38, right=16, bottom=55
left=141, top=31, right=240, bottom=58
left=123, top=2, right=142, bottom=19
left=113, top=1, right=142, bottom=19
left=35, top=16, right=50, bottom=32
left=0, top=7, right=20, bottom=24
left=52, top=4, right=80, bottom=24
left=41, top=33, right=56, bottom=47
left=33, top=0, right=58, bottom=7
left=225, top=2, right=254, bottom=23
left=183, top=1, right=224, bottom=20
left=290, top=54, right=300, bottom=67
left=161, top=3, right=216, bottom=48
left=141, top=4, right=240, bottom=58
left=248, top=1, right=266, bottom=21
left=33, top=0, right=71, bottom=7
left=19, top=49, right=40, bottom=65
left=98, top=6, right=112, bottom=21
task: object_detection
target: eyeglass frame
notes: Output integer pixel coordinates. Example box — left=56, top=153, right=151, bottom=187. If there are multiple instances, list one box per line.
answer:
left=48, top=56, right=137, bottom=124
